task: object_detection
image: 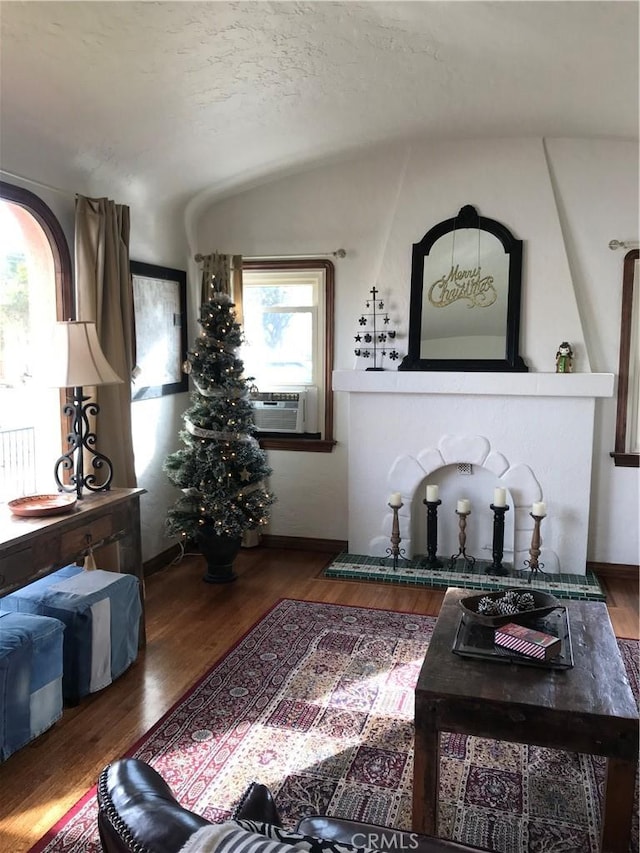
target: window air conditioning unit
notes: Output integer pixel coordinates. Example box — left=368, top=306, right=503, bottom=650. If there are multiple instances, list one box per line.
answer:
left=250, top=387, right=318, bottom=434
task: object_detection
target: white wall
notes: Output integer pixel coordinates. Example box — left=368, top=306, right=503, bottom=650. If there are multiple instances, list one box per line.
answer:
left=195, top=144, right=412, bottom=543
left=118, top=200, right=193, bottom=562
left=196, top=136, right=639, bottom=567
left=544, top=139, right=639, bottom=565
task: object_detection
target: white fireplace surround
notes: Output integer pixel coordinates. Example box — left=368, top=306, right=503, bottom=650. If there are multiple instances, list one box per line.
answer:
left=333, top=370, right=614, bottom=576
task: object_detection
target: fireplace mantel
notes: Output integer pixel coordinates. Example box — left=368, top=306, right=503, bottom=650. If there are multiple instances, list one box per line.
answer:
left=333, top=370, right=614, bottom=398
left=333, top=369, right=614, bottom=576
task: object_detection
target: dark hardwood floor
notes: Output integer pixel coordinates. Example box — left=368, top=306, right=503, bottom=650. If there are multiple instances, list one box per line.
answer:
left=0, top=547, right=637, bottom=852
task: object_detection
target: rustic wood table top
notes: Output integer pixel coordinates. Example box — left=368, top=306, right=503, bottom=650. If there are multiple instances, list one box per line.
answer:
left=413, top=586, right=638, bottom=850
left=417, top=586, right=637, bottom=738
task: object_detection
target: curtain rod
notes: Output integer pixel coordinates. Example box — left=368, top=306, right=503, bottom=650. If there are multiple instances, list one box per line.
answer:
left=609, top=239, right=639, bottom=250
left=0, top=168, right=76, bottom=200
left=195, top=249, right=346, bottom=262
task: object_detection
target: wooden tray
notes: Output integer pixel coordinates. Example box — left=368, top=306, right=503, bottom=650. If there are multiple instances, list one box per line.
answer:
left=453, top=607, right=574, bottom=670
left=459, top=588, right=561, bottom=627
left=8, top=494, right=77, bottom=518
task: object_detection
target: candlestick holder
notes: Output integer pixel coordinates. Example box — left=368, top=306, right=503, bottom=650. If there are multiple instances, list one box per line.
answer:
left=523, top=512, right=546, bottom=583
left=449, top=510, right=476, bottom=570
left=487, top=503, right=510, bottom=576
left=419, top=498, right=443, bottom=569
left=386, top=502, right=407, bottom=570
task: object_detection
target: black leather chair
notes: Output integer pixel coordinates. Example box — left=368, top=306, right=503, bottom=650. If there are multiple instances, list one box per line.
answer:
left=97, top=758, right=487, bottom=853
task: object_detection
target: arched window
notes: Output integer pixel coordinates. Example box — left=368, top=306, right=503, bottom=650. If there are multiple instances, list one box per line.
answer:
left=0, top=181, right=73, bottom=500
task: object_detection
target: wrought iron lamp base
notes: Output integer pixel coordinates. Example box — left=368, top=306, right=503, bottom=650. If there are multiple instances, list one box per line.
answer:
left=54, top=386, right=115, bottom=500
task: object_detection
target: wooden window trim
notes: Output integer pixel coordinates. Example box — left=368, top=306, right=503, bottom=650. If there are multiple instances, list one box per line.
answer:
left=611, top=249, right=640, bottom=468
left=0, top=181, right=73, bottom=321
left=242, top=258, right=336, bottom=453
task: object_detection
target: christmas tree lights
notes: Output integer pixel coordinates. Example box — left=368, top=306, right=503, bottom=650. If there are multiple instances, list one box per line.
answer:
left=164, top=292, right=274, bottom=577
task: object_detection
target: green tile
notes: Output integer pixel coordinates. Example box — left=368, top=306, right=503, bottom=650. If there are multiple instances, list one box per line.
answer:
left=324, top=553, right=605, bottom=600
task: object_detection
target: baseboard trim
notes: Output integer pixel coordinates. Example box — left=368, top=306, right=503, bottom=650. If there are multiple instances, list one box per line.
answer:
left=588, top=561, right=639, bottom=581
left=261, top=535, right=348, bottom=554
left=145, top=548, right=638, bottom=581
left=144, top=544, right=183, bottom=577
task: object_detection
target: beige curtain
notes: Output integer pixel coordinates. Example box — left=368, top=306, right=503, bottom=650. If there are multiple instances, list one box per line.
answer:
left=74, top=195, right=137, bottom=490
left=200, top=252, right=243, bottom=323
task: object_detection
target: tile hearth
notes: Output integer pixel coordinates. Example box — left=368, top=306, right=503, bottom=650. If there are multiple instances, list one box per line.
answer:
left=324, top=552, right=605, bottom=600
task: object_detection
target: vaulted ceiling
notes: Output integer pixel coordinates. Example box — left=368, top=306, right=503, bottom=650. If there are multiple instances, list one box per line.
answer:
left=1, top=1, right=638, bottom=211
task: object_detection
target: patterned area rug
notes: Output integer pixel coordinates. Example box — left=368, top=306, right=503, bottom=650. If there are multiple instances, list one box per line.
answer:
left=31, top=599, right=638, bottom=853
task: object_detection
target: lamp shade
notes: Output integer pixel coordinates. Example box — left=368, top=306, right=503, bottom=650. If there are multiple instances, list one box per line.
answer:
left=46, top=321, right=123, bottom=387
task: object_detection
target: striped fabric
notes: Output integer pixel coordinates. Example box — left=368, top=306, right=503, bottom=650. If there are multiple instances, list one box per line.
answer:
left=180, top=821, right=377, bottom=853
left=494, top=622, right=560, bottom=659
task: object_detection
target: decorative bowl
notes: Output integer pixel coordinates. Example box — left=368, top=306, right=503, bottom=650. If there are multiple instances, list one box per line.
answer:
left=8, top=493, right=77, bottom=518
left=459, top=588, right=562, bottom=628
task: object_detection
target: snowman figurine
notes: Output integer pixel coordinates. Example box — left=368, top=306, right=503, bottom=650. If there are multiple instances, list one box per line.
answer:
left=555, top=341, right=574, bottom=373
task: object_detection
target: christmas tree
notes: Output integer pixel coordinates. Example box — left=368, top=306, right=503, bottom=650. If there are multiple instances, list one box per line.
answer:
left=164, top=291, right=274, bottom=582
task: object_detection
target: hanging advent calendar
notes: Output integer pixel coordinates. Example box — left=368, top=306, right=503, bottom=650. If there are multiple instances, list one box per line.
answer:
left=354, top=286, right=400, bottom=371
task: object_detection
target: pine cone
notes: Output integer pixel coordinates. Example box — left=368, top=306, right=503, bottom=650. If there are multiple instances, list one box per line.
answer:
left=477, top=596, right=499, bottom=615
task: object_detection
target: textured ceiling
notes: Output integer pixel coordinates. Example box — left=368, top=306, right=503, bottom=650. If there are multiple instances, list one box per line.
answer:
left=1, top=1, right=638, bottom=210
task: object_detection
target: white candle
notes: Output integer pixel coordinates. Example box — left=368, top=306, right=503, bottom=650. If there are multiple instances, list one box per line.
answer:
left=389, top=492, right=402, bottom=507
left=532, top=501, right=546, bottom=516
left=426, top=484, right=439, bottom=502
left=493, top=487, right=507, bottom=507
left=457, top=498, right=471, bottom=514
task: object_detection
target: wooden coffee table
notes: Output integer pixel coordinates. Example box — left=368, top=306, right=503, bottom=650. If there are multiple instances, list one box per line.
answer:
left=413, top=587, right=638, bottom=852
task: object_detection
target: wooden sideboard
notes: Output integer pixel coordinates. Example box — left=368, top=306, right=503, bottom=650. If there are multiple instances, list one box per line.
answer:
left=0, top=487, right=146, bottom=646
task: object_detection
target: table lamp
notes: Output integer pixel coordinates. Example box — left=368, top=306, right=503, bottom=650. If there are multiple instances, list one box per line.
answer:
left=47, top=321, right=123, bottom=499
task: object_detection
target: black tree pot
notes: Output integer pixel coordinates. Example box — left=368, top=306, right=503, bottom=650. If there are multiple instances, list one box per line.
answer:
left=198, top=528, right=241, bottom=584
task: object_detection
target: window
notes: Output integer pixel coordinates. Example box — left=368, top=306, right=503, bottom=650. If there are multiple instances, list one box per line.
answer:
left=0, top=181, right=73, bottom=500
left=611, top=249, right=640, bottom=467
left=241, top=259, right=335, bottom=452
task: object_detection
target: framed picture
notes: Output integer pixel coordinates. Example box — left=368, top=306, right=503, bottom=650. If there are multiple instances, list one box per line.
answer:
left=130, top=260, right=188, bottom=400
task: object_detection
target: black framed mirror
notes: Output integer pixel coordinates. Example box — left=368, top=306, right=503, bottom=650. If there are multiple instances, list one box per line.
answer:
left=399, top=205, right=528, bottom=372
